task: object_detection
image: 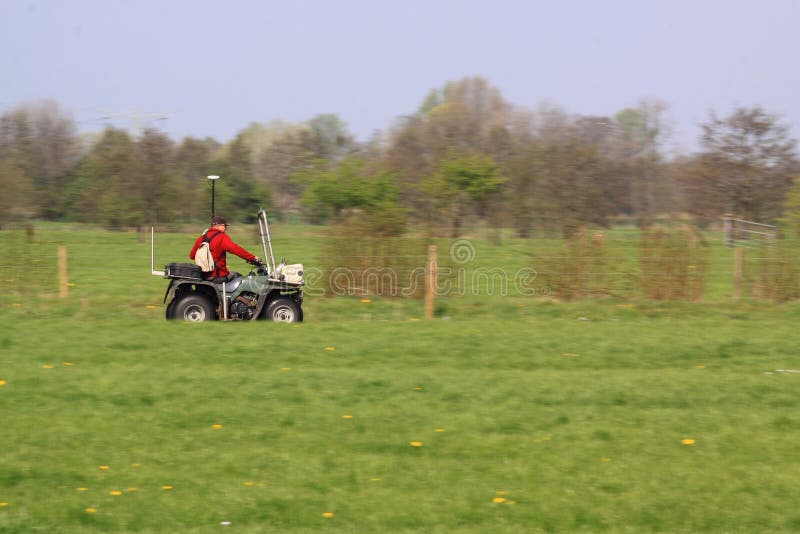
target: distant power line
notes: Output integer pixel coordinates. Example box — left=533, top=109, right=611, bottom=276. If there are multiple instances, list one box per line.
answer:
left=78, top=110, right=171, bottom=135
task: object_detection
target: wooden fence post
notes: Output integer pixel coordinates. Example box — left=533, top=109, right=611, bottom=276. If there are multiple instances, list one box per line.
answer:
left=732, top=246, right=743, bottom=300
left=58, top=245, right=69, bottom=298
left=424, top=245, right=437, bottom=319
left=722, top=214, right=733, bottom=247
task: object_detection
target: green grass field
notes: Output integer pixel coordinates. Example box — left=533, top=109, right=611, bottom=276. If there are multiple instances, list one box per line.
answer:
left=2, top=224, right=800, bottom=532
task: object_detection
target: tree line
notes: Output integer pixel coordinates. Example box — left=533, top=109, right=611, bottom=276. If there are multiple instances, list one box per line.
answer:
left=1, top=76, right=798, bottom=237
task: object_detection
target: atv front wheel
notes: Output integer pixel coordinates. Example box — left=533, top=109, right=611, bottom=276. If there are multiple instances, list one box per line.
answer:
left=264, top=298, right=301, bottom=323
left=170, top=294, right=216, bottom=322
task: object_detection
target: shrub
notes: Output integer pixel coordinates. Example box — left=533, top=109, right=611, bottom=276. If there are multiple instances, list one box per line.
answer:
left=319, top=212, right=426, bottom=298
left=747, top=239, right=800, bottom=302
left=638, top=227, right=708, bottom=300
left=533, top=229, right=612, bottom=300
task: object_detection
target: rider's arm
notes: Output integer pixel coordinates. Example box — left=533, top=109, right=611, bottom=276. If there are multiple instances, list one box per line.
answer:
left=220, top=234, right=256, bottom=263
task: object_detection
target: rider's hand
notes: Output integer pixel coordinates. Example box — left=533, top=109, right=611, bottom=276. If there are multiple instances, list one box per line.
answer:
left=250, top=257, right=262, bottom=266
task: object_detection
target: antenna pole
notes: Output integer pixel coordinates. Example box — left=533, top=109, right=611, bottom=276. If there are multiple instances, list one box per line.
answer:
left=207, top=175, right=220, bottom=218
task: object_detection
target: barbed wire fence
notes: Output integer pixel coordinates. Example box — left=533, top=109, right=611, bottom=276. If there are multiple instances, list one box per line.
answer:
left=723, top=216, right=800, bottom=302
left=3, top=221, right=800, bottom=318
left=723, top=216, right=783, bottom=300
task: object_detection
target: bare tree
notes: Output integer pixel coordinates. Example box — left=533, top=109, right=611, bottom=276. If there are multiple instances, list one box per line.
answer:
left=681, top=106, right=798, bottom=223
left=0, top=100, right=79, bottom=219
left=608, top=98, right=672, bottom=226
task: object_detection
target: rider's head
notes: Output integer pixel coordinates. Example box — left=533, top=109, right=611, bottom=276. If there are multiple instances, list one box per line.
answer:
left=211, top=215, right=228, bottom=231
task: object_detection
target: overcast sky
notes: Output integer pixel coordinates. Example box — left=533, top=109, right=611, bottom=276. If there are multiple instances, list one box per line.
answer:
left=2, top=0, right=798, bottom=153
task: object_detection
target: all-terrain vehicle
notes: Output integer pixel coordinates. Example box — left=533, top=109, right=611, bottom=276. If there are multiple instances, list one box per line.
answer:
left=158, top=209, right=304, bottom=322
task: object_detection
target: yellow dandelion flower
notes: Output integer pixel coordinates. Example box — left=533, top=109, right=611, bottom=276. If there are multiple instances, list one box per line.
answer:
left=0, top=380, right=6, bottom=386
left=414, top=386, right=424, bottom=391
left=243, top=482, right=254, bottom=486
left=0, top=502, right=8, bottom=507
left=85, top=508, right=97, bottom=514
left=435, top=428, right=445, bottom=432
left=409, top=441, right=423, bottom=447
left=76, top=487, right=88, bottom=492
left=370, top=477, right=381, bottom=482
left=161, top=485, right=173, bottom=490
left=110, top=491, right=122, bottom=496
left=409, top=317, right=420, bottom=321
left=145, top=305, right=158, bottom=309
left=492, top=497, right=506, bottom=503
left=681, top=439, right=696, bottom=445
left=695, top=365, right=706, bottom=369
left=280, top=367, right=291, bottom=371
left=321, top=512, right=334, bottom=518
left=360, top=299, right=371, bottom=303
left=324, top=347, right=336, bottom=351
left=211, top=424, right=223, bottom=430
left=63, top=362, right=73, bottom=366
left=342, top=415, right=353, bottom=419
left=131, top=463, right=141, bottom=468
left=42, top=364, right=54, bottom=369
left=99, top=466, right=109, bottom=471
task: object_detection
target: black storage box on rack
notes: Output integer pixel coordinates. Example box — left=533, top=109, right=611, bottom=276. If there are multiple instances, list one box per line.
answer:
left=164, top=262, right=203, bottom=280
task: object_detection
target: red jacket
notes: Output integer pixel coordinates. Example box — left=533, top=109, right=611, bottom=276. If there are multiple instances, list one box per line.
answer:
left=189, top=228, right=256, bottom=279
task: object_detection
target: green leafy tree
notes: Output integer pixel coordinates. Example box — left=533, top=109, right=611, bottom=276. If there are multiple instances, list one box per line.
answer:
left=137, top=129, right=179, bottom=225
left=174, top=136, right=221, bottom=222
left=384, top=77, right=512, bottom=221
left=0, top=160, right=30, bottom=227
left=207, top=133, right=269, bottom=223
left=295, top=157, right=406, bottom=235
left=63, top=128, right=140, bottom=227
left=422, top=153, right=506, bottom=236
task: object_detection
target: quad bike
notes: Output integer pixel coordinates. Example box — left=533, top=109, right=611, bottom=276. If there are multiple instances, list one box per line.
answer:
left=155, top=209, right=304, bottom=322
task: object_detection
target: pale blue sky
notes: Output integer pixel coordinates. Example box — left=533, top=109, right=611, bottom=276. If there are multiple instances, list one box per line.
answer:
left=2, top=0, right=798, bottom=153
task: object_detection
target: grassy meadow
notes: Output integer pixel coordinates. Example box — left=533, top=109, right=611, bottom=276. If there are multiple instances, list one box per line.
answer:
left=2, top=222, right=800, bottom=532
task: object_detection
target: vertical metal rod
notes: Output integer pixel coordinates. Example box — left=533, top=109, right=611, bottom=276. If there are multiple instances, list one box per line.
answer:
left=150, top=227, right=165, bottom=276
left=260, top=209, right=276, bottom=274
left=222, top=283, right=228, bottom=320
left=211, top=180, right=215, bottom=218
left=257, top=216, right=269, bottom=265
left=258, top=218, right=269, bottom=267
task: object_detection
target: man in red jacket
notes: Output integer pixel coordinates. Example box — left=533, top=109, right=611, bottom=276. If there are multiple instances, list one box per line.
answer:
left=189, top=215, right=260, bottom=283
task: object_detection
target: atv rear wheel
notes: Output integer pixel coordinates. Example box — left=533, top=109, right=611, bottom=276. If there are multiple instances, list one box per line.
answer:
left=264, top=298, right=301, bottom=323
left=170, top=294, right=216, bottom=322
